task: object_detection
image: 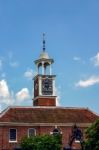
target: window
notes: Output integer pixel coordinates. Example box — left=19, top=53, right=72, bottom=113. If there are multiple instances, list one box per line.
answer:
left=50, top=128, right=62, bottom=135
left=28, top=128, right=36, bottom=137
left=9, top=128, right=17, bottom=142
left=53, top=128, right=60, bottom=135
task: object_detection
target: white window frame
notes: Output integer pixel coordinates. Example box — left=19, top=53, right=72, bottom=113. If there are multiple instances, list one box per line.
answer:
left=9, top=128, right=17, bottom=143
left=28, top=128, right=36, bottom=137
left=75, top=139, right=80, bottom=143
left=50, top=128, right=62, bottom=135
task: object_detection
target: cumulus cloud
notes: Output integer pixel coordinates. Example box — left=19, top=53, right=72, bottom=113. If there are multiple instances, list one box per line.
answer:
left=75, top=76, right=99, bottom=88
left=16, top=88, right=30, bottom=102
left=0, top=80, right=14, bottom=105
left=91, top=52, right=99, bottom=67
left=0, top=80, right=10, bottom=97
left=0, top=79, right=31, bottom=112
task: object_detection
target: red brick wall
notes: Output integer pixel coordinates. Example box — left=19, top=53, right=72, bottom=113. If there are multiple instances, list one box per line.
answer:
left=0, top=125, right=85, bottom=150
left=34, top=78, right=39, bottom=97
left=33, top=97, right=56, bottom=106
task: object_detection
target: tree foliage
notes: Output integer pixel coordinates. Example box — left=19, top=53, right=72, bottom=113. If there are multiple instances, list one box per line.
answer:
left=21, top=134, right=62, bottom=150
left=84, top=119, right=99, bottom=150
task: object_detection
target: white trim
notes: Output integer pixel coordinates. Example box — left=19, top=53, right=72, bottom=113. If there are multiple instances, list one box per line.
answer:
left=0, top=122, right=93, bottom=127
left=33, top=96, right=56, bottom=101
left=53, top=79, right=56, bottom=96
left=9, top=128, right=17, bottom=143
left=50, top=132, right=53, bottom=135
left=0, top=106, right=10, bottom=118
left=28, top=128, right=36, bottom=137
left=9, top=141, right=17, bottom=143
left=75, top=139, right=80, bottom=143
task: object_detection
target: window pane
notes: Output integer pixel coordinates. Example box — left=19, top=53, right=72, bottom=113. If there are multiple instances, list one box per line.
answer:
left=10, top=129, right=16, bottom=141
left=28, top=128, right=36, bottom=137
left=53, top=128, right=60, bottom=135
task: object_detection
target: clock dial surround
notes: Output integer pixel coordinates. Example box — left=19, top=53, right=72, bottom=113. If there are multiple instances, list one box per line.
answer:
left=42, top=78, right=53, bottom=95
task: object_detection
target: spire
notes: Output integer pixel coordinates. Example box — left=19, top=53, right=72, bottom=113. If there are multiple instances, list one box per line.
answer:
left=43, top=33, right=46, bottom=52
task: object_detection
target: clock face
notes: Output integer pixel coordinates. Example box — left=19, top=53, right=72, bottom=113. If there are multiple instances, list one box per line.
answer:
left=42, top=78, right=53, bottom=95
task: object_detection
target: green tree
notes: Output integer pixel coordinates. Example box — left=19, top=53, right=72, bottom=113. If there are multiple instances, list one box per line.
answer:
left=21, top=134, right=62, bottom=150
left=84, top=119, right=99, bottom=150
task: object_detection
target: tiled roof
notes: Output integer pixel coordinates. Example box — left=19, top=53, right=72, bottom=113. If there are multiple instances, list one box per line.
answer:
left=0, top=106, right=98, bottom=124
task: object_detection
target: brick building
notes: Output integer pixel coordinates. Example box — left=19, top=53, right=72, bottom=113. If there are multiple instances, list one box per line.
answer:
left=0, top=35, right=98, bottom=150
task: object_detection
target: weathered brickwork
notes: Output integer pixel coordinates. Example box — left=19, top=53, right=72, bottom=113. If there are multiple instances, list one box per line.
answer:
left=0, top=107, right=98, bottom=150
left=0, top=125, right=85, bottom=150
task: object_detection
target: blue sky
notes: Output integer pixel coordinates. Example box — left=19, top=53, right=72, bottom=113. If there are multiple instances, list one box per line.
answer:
left=0, top=0, right=99, bottom=113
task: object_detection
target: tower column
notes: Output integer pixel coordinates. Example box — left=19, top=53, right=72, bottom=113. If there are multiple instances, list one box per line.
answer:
left=53, top=79, right=56, bottom=96
left=42, top=62, right=44, bottom=75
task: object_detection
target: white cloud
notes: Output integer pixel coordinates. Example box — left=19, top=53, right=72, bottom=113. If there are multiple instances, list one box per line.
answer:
left=24, top=69, right=36, bottom=80
left=91, top=52, right=99, bottom=67
left=0, top=80, right=10, bottom=98
left=0, top=79, right=31, bottom=112
left=0, top=80, right=14, bottom=105
left=9, top=61, right=19, bottom=67
left=75, top=76, right=99, bottom=88
left=16, top=88, right=30, bottom=102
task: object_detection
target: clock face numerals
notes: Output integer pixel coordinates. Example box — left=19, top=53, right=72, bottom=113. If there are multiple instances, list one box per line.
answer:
left=42, top=78, right=53, bottom=95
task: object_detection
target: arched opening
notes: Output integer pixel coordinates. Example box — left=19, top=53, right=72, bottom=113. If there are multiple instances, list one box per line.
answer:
left=28, top=128, right=36, bottom=137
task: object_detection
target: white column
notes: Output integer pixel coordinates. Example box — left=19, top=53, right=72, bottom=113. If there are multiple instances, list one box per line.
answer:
left=42, top=62, right=44, bottom=75
left=53, top=79, right=56, bottom=96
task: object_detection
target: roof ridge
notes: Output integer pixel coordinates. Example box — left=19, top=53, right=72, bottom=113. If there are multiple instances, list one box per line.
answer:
left=0, top=105, right=90, bottom=110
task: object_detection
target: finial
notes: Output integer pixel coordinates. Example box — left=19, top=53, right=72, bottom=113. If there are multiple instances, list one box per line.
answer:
left=43, top=33, right=46, bottom=52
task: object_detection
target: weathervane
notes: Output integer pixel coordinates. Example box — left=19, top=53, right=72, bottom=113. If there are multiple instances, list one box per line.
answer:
left=43, top=33, right=46, bottom=52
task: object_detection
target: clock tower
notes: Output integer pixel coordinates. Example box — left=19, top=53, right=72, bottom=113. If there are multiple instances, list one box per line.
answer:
left=33, top=34, right=56, bottom=106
